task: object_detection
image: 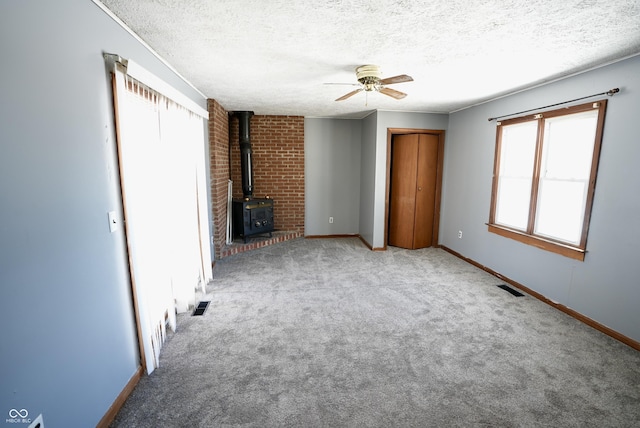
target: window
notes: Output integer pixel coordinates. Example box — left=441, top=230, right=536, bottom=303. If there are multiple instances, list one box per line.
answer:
left=488, top=100, right=607, bottom=261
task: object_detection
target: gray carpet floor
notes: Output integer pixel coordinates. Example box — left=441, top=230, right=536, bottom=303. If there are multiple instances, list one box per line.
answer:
left=112, top=237, right=640, bottom=427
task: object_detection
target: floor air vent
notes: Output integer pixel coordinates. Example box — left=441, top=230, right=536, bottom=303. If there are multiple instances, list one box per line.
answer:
left=497, top=284, right=524, bottom=297
left=192, top=301, right=211, bottom=316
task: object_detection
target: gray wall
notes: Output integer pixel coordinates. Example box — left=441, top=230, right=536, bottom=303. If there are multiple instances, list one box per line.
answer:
left=305, top=118, right=362, bottom=235
left=0, top=1, right=208, bottom=426
left=358, top=112, right=379, bottom=245
left=440, top=55, right=640, bottom=343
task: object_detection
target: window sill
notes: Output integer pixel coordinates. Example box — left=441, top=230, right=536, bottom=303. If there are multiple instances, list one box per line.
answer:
left=487, top=224, right=586, bottom=261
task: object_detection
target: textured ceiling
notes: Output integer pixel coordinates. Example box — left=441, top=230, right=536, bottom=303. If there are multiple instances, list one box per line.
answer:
left=99, top=0, right=640, bottom=118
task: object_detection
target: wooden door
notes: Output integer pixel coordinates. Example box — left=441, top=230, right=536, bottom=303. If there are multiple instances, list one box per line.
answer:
left=388, top=134, right=418, bottom=248
left=388, top=133, right=439, bottom=249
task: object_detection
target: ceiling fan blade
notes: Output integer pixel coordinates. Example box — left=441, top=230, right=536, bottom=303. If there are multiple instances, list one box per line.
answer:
left=336, top=88, right=363, bottom=101
left=379, top=74, right=413, bottom=85
left=379, top=87, right=407, bottom=99
left=324, top=83, right=361, bottom=86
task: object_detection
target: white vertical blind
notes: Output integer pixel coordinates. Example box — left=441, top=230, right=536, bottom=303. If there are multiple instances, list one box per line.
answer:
left=111, top=59, right=212, bottom=373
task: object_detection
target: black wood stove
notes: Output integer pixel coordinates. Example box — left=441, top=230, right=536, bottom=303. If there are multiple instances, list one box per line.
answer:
left=232, top=197, right=274, bottom=243
left=231, top=111, right=275, bottom=242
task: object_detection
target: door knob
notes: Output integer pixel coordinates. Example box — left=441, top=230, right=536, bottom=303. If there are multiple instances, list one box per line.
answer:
left=418, top=187, right=422, bottom=191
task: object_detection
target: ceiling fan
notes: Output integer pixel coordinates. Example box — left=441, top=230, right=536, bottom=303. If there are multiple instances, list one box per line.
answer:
left=328, top=65, right=413, bottom=102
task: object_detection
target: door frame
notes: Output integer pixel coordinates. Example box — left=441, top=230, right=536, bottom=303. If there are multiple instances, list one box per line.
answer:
left=384, top=128, right=445, bottom=250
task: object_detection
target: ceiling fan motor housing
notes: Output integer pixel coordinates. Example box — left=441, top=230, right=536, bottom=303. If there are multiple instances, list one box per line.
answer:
left=356, top=65, right=382, bottom=91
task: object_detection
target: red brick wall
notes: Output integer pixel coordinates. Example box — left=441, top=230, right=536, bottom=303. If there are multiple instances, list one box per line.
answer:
left=230, top=115, right=305, bottom=234
left=207, top=99, right=230, bottom=260
left=208, top=105, right=305, bottom=258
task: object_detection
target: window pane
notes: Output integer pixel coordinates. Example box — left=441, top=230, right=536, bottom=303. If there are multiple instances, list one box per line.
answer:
left=495, top=121, right=538, bottom=230
left=535, top=179, right=587, bottom=244
left=534, top=110, right=598, bottom=244
left=541, top=111, right=598, bottom=180
left=496, top=177, right=534, bottom=229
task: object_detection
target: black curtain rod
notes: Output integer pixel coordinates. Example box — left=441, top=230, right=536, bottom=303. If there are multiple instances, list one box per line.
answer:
left=488, top=88, right=620, bottom=122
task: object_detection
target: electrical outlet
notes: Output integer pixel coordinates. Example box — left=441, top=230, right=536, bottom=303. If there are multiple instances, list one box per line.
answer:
left=458, top=230, right=463, bottom=239
left=329, top=217, right=334, bottom=224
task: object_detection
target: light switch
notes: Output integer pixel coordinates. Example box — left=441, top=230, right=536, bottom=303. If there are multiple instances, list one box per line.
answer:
left=108, top=211, right=118, bottom=233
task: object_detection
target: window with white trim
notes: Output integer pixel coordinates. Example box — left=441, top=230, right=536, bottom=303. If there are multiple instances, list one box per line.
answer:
left=488, top=100, right=607, bottom=261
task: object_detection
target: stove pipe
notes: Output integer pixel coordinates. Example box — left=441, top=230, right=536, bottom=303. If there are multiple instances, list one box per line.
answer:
left=234, top=111, right=254, bottom=198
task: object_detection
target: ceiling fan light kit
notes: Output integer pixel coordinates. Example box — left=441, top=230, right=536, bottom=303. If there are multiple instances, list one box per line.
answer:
left=356, top=64, right=383, bottom=91
left=334, top=64, right=413, bottom=102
